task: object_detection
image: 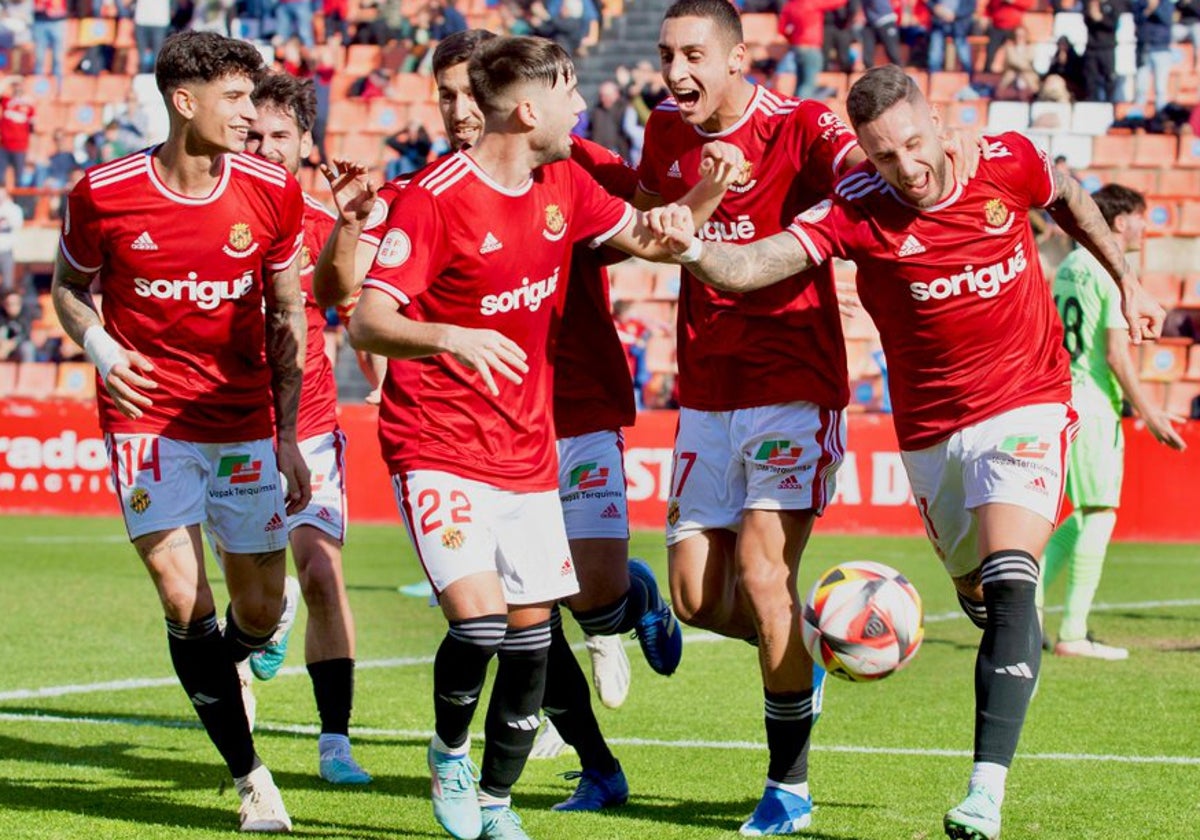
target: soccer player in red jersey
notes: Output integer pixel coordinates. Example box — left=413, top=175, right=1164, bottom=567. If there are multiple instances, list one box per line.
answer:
left=347, top=35, right=729, bottom=840
left=243, top=73, right=372, bottom=787
left=50, top=31, right=309, bottom=833
left=651, top=64, right=1164, bottom=840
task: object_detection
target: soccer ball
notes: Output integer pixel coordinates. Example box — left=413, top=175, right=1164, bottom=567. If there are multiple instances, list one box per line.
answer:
left=801, top=561, right=924, bottom=682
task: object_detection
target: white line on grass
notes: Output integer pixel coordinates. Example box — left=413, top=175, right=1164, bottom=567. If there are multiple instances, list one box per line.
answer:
left=12, top=535, right=127, bottom=543
left=2, top=711, right=1197, bottom=766
left=2, top=598, right=1197, bottom=702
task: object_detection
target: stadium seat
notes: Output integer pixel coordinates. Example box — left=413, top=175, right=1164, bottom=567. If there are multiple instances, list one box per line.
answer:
left=816, top=72, right=848, bottom=101
left=1135, top=379, right=1168, bottom=410
left=741, top=14, right=783, bottom=49
left=95, top=74, right=131, bottom=103
left=986, top=100, right=1030, bottom=133
left=344, top=44, right=382, bottom=76
left=946, top=100, right=986, bottom=130
left=1089, top=134, right=1135, bottom=169
left=645, top=333, right=676, bottom=374
left=0, top=361, right=15, bottom=397
left=1157, top=167, right=1200, bottom=196
left=650, top=263, right=680, bottom=300
left=608, top=261, right=654, bottom=300
left=1132, top=134, right=1177, bottom=168
left=65, top=103, right=104, bottom=136
left=59, top=74, right=97, bottom=104
left=1169, top=69, right=1200, bottom=105
left=847, top=374, right=883, bottom=412
left=1114, top=102, right=1154, bottom=122
left=1184, top=343, right=1200, bottom=382
left=1030, top=101, right=1072, bottom=131
left=1177, top=200, right=1200, bottom=237
left=1109, top=167, right=1157, bottom=195
left=1182, top=273, right=1200, bottom=306
left=842, top=303, right=879, bottom=341
left=408, top=102, right=442, bottom=135
left=1050, top=133, right=1093, bottom=169
left=391, top=72, right=434, bottom=104
left=367, top=100, right=406, bottom=133
left=1138, top=338, right=1190, bottom=382
left=75, top=17, right=116, bottom=48
left=336, top=132, right=383, bottom=168
left=1140, top=273, right=1182, bottom=309
left=845, top=337, right=875, bottom=379
left=55, top=362, right=96, bottom=400
left=12, top=362, right=57, bottom=399
left=1164, top=381, right=1200, bottom=418
left=1175, top=135, right=1200, bottom=169
left=928, top=72, right=970, bottom=104
left=1070, top=101, right=1114, bottom=136
left=1144, top=199, right=1179, bottom=236
left=328, top=99, right=369, bottom=129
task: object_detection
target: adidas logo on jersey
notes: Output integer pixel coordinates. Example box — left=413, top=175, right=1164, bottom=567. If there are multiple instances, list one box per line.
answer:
left=777, top=475, right=802, bottom=490
left=897, top=234, right=925, bottom=257
left=600, top=502, right=621, bottom=519
left=264, top=513, right=285, bottom=532
left=480, top=231, right=503, bottom=254
left=667, top=160, right=682, bottom=178
left=131, top=231, right=158, bottom=251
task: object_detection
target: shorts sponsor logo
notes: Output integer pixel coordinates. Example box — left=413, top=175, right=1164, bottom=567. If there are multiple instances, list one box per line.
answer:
left=777, top=474, right=802, bottom=490
left=600, top=502, right=621, bottom=519
left=1000, top=434, right=1051, bottom=460
left=440, top=527, right=465, bottom=550
left=667, top=499, right=681, bottom=527
left=376, top=229, right=411, bottom=267
left=217, top=454, right=262, bottom=484
left=264, top=512, right=285, bottom=532
left=133, top=270, right=255, bottom=311
left=559, top=557, right=574, bottom=576
left=543, top=204, right=567, bottom=241
left=480, top=267, right=560, bottom=316
left=223, top=222, right=259, bottom=258
left=569, top=461, right=609, bottom=491
left=129, top=486, right=151, bottom=513
left=908, top=243, right=1027, bottom=302
left=698, top=214, right=756, bottom=243
left=754, top=440, right=803, bottom=468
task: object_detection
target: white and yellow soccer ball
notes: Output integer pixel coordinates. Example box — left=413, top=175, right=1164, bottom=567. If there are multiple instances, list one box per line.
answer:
left=801, top=561, right=924, bottom=682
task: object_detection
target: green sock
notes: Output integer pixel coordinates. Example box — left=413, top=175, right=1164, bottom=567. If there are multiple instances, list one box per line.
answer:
left=1059, top=510, right=1117, bottom=643
left=1039, top=510, right=1081, bottom=613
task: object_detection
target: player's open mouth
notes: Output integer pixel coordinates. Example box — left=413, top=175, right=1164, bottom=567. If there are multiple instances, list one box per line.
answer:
left=904, top=172, right=930, bottom=194
left=673, top=89, right=701, bottom=109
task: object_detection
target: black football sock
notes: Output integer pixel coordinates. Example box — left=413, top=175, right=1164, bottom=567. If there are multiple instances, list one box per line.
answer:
left=542, top=608, right=618, bottom=775
left=433, top=615, right=507, bottom=750
left=480, top=620, right=551, bottom=801
left=308, top=657, right=354, bottom=736
left=764, top=688, right=814, bottom=785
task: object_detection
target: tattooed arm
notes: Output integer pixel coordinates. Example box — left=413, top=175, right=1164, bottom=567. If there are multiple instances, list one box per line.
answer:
left=1046, top=168, right=1164, bottom=342
left=265, top=258, right=311, bottom=514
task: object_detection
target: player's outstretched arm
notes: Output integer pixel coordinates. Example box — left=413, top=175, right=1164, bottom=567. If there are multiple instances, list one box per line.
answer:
left=51, top=252, right=158, bottom=419
left=1047, top=169, right=1165, bottom=343
left=1104, top=328, right=1188, bottom=451
left=314, top=159, right=378, bottom=309
left=348, top=287, right=529, bottom=397
left=265, top=259, right=311, bottom=514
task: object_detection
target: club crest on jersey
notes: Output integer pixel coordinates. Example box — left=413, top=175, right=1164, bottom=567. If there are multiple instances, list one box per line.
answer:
left=543, top=204, right=566, bottom=241
left=223, top=222, right=259, bottom=258
left=377, top=228, right=412, bottom=267
left=728, top=161, right=757, bottom=194
left=983, top=198, right=1014, bottom=235
left=128, top=487, right=151, bottom=514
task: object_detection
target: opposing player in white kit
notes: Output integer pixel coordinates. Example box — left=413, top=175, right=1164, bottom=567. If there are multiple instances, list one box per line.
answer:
left=650, top=64, right=1164, bottom=840
left=347, top=36, right=724, bottom=840
left=51, top=31, right=310, bottom=833
left=244, top=72, right=372, bottom=785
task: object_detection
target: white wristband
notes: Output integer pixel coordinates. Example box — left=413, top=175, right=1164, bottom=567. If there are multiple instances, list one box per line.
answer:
left=678, top=237, right=704, bottom=264
left=83, top=326, right=125, bottom=381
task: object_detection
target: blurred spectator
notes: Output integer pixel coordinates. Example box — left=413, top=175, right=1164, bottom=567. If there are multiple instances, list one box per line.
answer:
left=134, top=0, right=170, bottom=74
left=1083, top=0, right=1129, bottom=102
left=1179, top=0, right=1200, bottom=73
left=0, top=1, right=31, bottom=51
left=928, top=0, right=976, bottom=78
left=779, top=0, right=842, bottom=100
left=898, top=0, right=931, bottom=67
left=42, top=128, right=81, bottom=189
left=588, top=80, right=631, bottom=162
left=0, top=77, right=35, bottom=189
left=1134, top=0, right=1174, bottom=107
left=823, top=0, right=857, bottom=73
left=384, top=120, right=431, bottom=178
left=351, top=66, right=393, bottom=99
left=984, top=0, right=1035, bottom=73
left=996, top=24, right=1041, bottom=98
left=0, top=187, right=21, bottom=293
left=103, top=89, right=150, bottom=151
left=276, top=0, right=315, bottom=45
left=324, top=0, right=350, bottom=43
left=1045, top=34, right=1086, bottom=100
left=357, top=0, right=408, bottom=44
left=0, top=289, right=35, bottom=361
left=862, top=0, right=904, bottom=66
left=1037, top=72, right=1074, bottom=102
left=613, top=299, right=651, bottom=411
left=275, top=35, right=315, bottom=76
left=31, top=0, right=67, bottom=85
left=430, top=0, right=468, bottom=40
left=528, top=0, right=591, bottom=55
left=98, top=120, right=134, bottom=162
left=190, top=0, right=235, bottom=34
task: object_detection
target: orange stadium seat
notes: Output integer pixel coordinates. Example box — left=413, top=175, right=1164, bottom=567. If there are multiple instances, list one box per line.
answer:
left=1135, top=379, right=1168, bottom=410
left=1143, top=198, right=1178, bottom=236
left=1176, top=135, right=1200, bottom=169
left=645, top=333, right=676, bottom=374
left=1108, top=167, right=1157, bottom=195
left=1024, top=11, right=1055, bottom=42
left=1139, top=338, right=1190, bottom=382
left=1164, top=381, right=1200, bottom=418
left=368, top=100, right=406, bottom=133
left=741, top=14, right=782, bottom=48
left=344, top=44, right=381, bottom=76
left=408, top=102, right=442, bottom=134
left=65, top=103, right=104, bottom=135
left=650, top=264, right=680, bottom=300
left=1178, top=200, right=1200, bottom=237
left=12, top=362, right=57, bottom=399
left=928, top=71, right=970, bottom=104
left=114, top=16, right=135, bottom=49
left=842, top=304, right=879, bottom=341
left=947, top=100, right=986, bottom=129
left=1133, top=134, right=1177, bottom=168
left=55, top=362, right=96, bottom=400
left=906, top=70, right=929, bottom=96
left=1157, top=167, right=1200, bottom=195
left=816, top=72, right=848, bottom=100
left=1169, top=70, right=1200, bottom=105
left=1140, top=273, right=1182, bottom=309
left=328, top=98, right=369, bottom=132
left=1089, top=133, right=1135, bottom=169
left=59, top=74, right=97, bottom=104
left=336, top=132, right=383, bottom=168
left=608, top=261, right=655, bottom=300
left=845, top=337, right=875, bottom=379
left=95, top=74, right=131, bottom=103
left=0, top=361, right=16, bottom=397
left=1184, top=343, right=1200, bottom=382
left=1182, top=273, right=1200, bottom=306
left=391, top=72, right=434, bottom=104
left=628, top=300, right=673, bottom=331
left=76, top=17, right=116, bottom=47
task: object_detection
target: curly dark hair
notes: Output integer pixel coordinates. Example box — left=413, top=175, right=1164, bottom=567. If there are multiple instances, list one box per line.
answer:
left=252, top=73, right=317, bottom=136
left=155, top=31, right=266, bottom=96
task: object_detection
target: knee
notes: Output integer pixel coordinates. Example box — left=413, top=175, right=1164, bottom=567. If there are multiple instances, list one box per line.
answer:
left=297, top=559, right=340, bottom=609
left=669, top=574, right=720, bottom=629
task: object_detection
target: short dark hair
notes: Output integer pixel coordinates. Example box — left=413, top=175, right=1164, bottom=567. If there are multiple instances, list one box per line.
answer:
left=846, top=64, right=923, bottom=129
left=663, top=0, right=743, bottom=45
left=467, top=36, right=573, bottom=117
left=1091, top=184, right=1147, bottom=229
left=155, top=31, right=265, bottom=96
left=252, top=73, right=317, bottom=135
left=433, top=29, right=498, bottom=78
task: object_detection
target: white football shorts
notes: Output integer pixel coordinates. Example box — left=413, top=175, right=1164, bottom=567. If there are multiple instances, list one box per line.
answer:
left=901, top=402, right=1076, bottom=578
left=665, top=402, right=846, bottom=546
left=557, top=430, right=629, bottom=541
left=106, top=434, right=288, bottom=554
left=392, top=469, right=580, bottom=605
left=288, top=429, right=348, bottom=541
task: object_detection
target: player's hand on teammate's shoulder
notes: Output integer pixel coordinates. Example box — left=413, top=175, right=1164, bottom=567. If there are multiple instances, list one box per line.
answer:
left=276, top=438, right=312, bottom=515
left=645, top=203, right=696, bottom=259
left=321, top=158, right=378, bottom=227
left=941, top=126, right=983, bottom=184
left=105, top=351, right=158, bottom=420
left=442, top=326, right=529, bottom=397
left=697, top=140, right=747, bottom=191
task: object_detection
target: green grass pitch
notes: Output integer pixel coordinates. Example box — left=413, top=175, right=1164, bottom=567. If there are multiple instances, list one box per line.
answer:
left=0, top=515, right=1197, bottom=839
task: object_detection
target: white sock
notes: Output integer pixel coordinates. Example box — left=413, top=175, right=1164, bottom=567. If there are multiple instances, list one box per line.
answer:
left=969, top=762, right=1008, bottom=806
left=234, top=763, right=271, bottom=797
left=432, top=733, right=469, bottom=757
left=318, top=732, right=351, bottom=758
left=478, top=791, right=511, bottom=809
left=765, top=778, right=809, bottom=799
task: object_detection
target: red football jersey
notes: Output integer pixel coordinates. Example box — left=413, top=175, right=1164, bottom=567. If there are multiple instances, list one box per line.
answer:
left=61, top=149, right=304, bottom=441
left=638, top=86, right=858, bottom=412
left=0, top=96, right=35, bottom=152
left=553, top=136, right=640, bottom=439
left=787, top=132, right=1070, bottom=450
left=362, top=151, right=634, bottom=490
left=297, top=192, right=339, bottom=440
